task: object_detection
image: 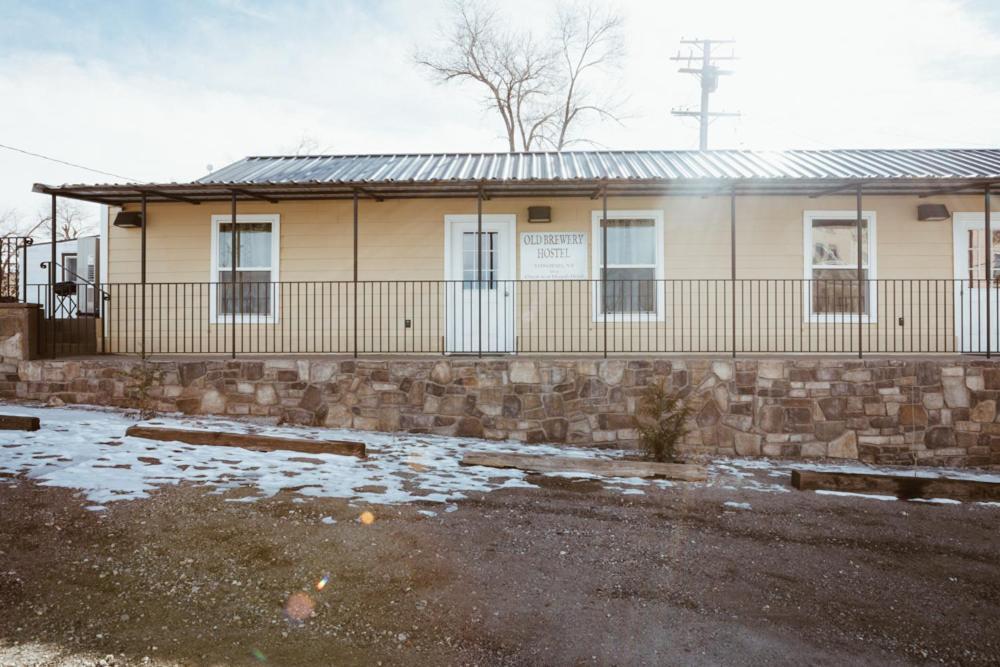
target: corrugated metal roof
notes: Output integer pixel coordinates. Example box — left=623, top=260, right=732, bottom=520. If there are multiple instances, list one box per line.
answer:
left=197, top=149, right=1000, bottom=185
left=33, top=149, right=1000, bottom=205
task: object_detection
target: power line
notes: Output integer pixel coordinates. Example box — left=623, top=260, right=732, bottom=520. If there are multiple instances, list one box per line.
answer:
left=0, top=141, right=140, bottom=182
left=670, top=39, right=741, bottom=150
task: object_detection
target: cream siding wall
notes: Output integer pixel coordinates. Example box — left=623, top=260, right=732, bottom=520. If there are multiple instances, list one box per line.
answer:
left=104, top=193, right=985, bottom=355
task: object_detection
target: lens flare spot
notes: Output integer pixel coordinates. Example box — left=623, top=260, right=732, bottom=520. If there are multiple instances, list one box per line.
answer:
left=250, top=647, right=267, bottom=662
left=359, top=511, right=375, bottom=525
left=284, top=592, right=316, bottom=622
left=315, top=575, right=330, bottom=591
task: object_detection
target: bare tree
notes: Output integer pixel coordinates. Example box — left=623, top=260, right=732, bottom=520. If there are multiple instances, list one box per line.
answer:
left=285, top=133, right=331, bottom=156
left=35, top=200, right=93, bottom=241
left=416, top=0, right=624, bottom=151
left=0, top=208, right=30, bottom=238
left=550, top=3, right=624, bottom=149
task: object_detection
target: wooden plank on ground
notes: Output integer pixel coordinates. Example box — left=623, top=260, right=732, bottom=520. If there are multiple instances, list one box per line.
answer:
left=0, top=415, right=40, bottom=431
left=124, top=425, right=365, bottom=459
left=791, top=469, right=1000, bottom=502
left=460, top=452, right=707, bottom=482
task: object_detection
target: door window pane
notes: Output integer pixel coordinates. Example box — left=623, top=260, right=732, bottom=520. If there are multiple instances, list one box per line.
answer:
left=462, top=231, right=497, bottom=288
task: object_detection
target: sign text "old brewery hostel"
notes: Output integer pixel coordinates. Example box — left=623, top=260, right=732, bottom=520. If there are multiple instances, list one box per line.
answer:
left=520, top=232, right=588, bottom=280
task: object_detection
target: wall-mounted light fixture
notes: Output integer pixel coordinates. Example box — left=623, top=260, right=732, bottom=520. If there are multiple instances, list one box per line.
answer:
left=113, top=211, right=143, bottom=228
left=528, top=206, right=551, bottom=223
left=917, top=203, right=950, bottom=221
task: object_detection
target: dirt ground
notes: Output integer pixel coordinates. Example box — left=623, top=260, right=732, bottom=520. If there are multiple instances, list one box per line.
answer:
left=1, top=468, right=999, bottom=666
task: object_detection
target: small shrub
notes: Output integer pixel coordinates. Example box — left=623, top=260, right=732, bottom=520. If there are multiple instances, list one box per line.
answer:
left=130, top=361, right=161, bottom=420
left=634, top=380, right=692, bottom=462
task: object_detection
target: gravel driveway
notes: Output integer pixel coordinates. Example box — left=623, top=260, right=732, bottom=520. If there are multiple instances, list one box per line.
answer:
left=2, top=461, right=999, bottom=666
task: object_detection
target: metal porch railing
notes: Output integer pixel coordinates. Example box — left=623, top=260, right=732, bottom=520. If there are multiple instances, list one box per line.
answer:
left=21, top=278, right=995, bottom=357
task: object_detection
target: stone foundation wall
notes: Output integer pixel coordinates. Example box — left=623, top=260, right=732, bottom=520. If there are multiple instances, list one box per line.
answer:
left=0, top=303, right=40, bottom=363
left=3, top=356, right=1000, bottom=467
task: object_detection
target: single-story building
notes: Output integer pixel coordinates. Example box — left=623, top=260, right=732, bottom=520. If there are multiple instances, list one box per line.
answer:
left=30, top=148, right=1000, bottom=358
left=11, top=149, right=1000, bottom=465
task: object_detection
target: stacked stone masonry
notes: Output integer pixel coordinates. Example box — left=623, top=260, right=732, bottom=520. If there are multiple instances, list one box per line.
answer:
left=3, top=356, right=1000, bottom=468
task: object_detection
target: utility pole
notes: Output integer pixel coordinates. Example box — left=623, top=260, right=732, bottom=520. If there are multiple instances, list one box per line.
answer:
left=671, top=39, right=740, bottom=150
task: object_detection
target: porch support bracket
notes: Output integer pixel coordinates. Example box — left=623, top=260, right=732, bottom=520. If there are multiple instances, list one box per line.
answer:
left=230, top=188, right=279, bottom=204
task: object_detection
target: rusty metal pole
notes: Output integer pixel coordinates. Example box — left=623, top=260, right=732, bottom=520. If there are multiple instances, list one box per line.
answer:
left=987, top=186, right=992, bottom=359
left=731, top=190, right=737, bottom=358
left=602, top=186, right=608, bottom=359
left=353, top=190, right=359, bottom=359
left=857, top=185, right=864, bottom=359
left=49, top=194, right=57, bottom=358
left=477, top=188, right=483, bottom=358
left=231, top=191, right=237, bottom=359
left=140, top=193, right=147, bottom=359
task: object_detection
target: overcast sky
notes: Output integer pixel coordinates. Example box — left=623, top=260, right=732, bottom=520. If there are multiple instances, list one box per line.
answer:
left=1, top=0, right=999, bottom=227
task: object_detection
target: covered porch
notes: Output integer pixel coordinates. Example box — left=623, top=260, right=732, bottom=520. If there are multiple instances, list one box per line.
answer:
left=29, top=149, right=1000, bottom=359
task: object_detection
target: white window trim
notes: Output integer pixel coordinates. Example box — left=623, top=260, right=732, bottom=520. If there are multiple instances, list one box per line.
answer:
left=803, top=210, right=877, bottom=324
left=209, top=213, right=281, bottom=324
left=590, top=210, right=665, bottom=323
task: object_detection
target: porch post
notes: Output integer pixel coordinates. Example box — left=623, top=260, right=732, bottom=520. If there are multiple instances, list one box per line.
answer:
left=353, top=190, right=359, bottom=358
left=49, top=194, right=56, bottom=319
left=856, top=184, right=863, bottom=359
left=730, top=190, right=736, bottom=359
left=140, top=193, right=147, bottom=359
left=477, top=187, right=483, bottom=358
left=987, top=186, right=992, bottom=359
left=602, top=186, right=608, bottom=359
left=49, top=194, right=56, bottom=358
left=230, top=191, right=237, bottom=359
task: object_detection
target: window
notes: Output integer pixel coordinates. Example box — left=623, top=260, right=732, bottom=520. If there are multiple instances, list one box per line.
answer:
left=591, top=210, right=664, bottom=320
left=803, top=210, right=876, bottom=322
left=462, top=231, right=497, bottom=289
left=61, top=253, right=78, bottom=281
left=210, top=214, right=280, bottom=322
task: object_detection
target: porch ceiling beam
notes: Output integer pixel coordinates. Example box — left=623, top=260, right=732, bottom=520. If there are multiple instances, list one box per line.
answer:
left=230, top=188, right=279, bottom=204
left=32, top=184, right=123, bottom=206
left=140, top=189, right=200, bottom=205
left=918, top=180, right=1000, bottom=198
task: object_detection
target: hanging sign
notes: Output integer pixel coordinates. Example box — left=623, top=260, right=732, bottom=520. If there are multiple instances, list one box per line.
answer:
left=520, top=232, right=588, bottom=280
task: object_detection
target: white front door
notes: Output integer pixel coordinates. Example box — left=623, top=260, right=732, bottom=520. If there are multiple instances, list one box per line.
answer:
left=444, top=215, right=516, bottom=353
left=953, top=212, right=999, bottom=353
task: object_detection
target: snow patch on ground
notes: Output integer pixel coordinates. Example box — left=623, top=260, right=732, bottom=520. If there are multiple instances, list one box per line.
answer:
left=724, top=501, right=752, bottom=510
left=2, top=403, right=996, bottom=512
left=0, top=404, right=618, bottom=509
